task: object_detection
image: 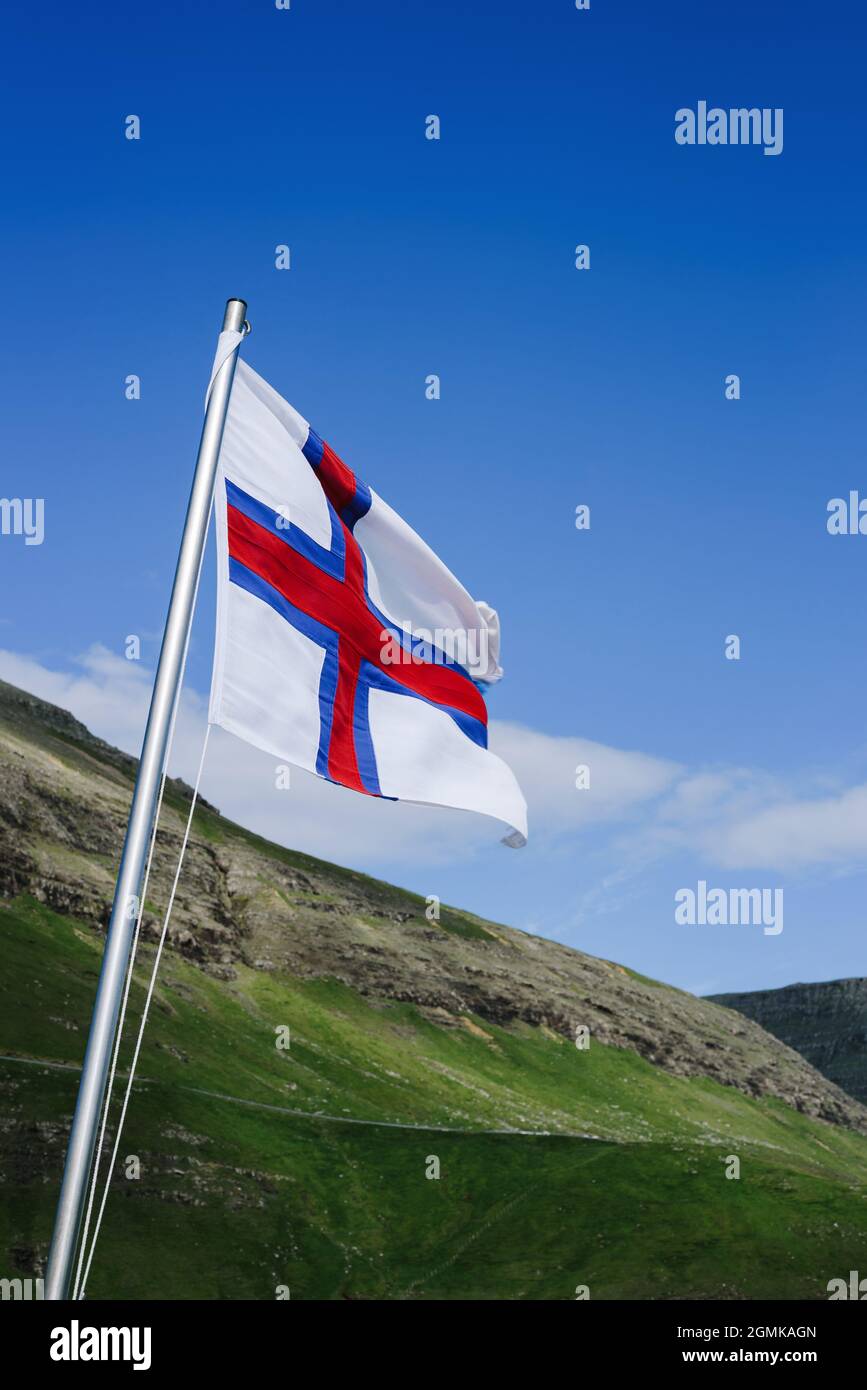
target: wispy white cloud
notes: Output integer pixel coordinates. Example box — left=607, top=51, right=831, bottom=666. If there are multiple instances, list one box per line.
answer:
left=707, top=784, right=867, bottom=870
left=0, top=646, right=679, bottom=867
left=2, top=644, right=867, bottom=879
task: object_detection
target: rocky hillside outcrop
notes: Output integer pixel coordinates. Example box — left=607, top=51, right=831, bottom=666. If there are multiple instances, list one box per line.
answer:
left=710, top=979, right=867, bottom=1107
left=2, top=676, right=866, bottom=1134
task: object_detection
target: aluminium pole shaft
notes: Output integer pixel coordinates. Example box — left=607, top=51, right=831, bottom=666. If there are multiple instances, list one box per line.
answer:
left=44, top=297, right=248, bottom=1300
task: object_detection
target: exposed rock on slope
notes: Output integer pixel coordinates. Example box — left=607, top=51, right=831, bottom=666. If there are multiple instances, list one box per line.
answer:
left=710, top=979, right=867, bottom=1107
left=1, top=676, right=866, bottom=1134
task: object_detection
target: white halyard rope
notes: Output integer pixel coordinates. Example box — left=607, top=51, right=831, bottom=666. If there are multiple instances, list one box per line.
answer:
left=70, top=760, right=170, bottom=1301
left=71, top=661, right=193, bottom=1300
left=72, top=487, right=216, bottom=1300
left=76, top=721, right=212, bottom=1300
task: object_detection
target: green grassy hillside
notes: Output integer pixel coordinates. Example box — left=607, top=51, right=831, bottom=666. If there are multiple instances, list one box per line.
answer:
left=3, top=895, right=866, bottom=1300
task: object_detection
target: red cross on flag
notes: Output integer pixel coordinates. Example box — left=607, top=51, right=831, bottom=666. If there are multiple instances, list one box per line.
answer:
left=209, top=357, right=528, bottom=846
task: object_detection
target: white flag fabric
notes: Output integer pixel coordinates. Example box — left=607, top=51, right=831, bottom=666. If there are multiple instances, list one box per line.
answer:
left=209, top=357, right=527, bottom=846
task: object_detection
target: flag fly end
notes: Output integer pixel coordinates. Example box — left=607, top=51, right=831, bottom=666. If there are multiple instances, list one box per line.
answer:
left=502, top=829, right=527, bottom=849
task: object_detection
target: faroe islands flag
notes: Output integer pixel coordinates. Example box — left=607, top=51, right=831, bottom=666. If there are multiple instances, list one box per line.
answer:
left=209, top=356, right=527, bottom=846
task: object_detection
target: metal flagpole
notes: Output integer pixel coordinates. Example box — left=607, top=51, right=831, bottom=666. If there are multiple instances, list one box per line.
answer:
left=44, top=297, right=248, bottom=1301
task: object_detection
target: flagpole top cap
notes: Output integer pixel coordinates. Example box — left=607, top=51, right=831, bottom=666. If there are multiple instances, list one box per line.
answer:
left=223, top=299, right=248, bottom=333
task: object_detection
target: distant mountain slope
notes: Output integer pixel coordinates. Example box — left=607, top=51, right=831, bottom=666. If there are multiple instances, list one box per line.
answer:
left=709, top=979, right=867, bottom=1107
left=2, top=677, right=867, bottom=1299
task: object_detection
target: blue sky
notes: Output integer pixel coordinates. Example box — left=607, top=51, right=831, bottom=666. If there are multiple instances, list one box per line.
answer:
left=2, top=0, right=867, bottom=995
